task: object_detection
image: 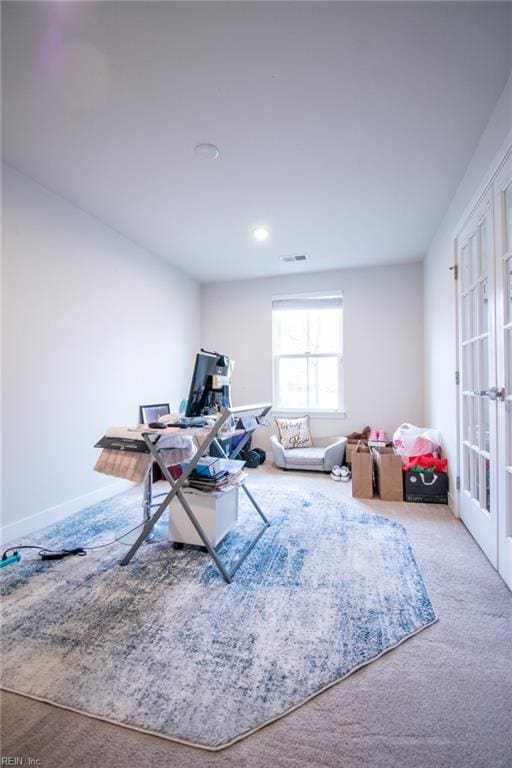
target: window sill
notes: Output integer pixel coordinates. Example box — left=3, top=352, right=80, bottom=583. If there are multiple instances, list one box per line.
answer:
left=271, top=409, right=347, bottom=420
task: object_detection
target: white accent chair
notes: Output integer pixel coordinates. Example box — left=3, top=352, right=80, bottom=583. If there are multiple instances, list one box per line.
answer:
left=270, top=434, right=347, bottom=472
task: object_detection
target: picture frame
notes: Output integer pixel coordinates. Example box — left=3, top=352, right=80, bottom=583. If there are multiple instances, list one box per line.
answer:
left=139, top=403, right=171, bottom=425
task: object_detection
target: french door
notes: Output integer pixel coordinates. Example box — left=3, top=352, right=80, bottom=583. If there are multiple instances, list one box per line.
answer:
left=494, top=152, right=512, bottom=590
left=458, top=187, right=497, bottom=566
left=457, top=148, right=512, bottom=590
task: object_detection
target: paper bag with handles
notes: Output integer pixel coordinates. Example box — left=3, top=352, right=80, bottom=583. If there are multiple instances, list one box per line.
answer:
left=351, top=442, right=374, bottom=499
left=372, top=447, right=404, bottom=501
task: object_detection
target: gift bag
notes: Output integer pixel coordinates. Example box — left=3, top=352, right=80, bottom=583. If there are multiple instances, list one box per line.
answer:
left=403, top=471, right=449, bottom=504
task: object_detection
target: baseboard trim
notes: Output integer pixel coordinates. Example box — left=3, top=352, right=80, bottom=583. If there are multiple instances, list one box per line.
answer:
left=0, top=480, right=133, bottom=545
left=447, top=490, right=459, bottom=517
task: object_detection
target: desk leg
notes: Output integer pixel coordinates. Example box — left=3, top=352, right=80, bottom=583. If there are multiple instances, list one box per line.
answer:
left=142, top=469, right=155, bottom=542
left=212, top=437, right=268, bottom=523
left=241, top=484, right=269, bottom=524
left=210, top=437, right=271, bottom=580
left=175, top=489, right=232, bottom=583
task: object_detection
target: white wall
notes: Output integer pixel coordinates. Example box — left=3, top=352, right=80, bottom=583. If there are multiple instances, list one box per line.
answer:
left=424, top=73, right=512, bottom=511
left=1, top=165, right=200, bottom=541
left=201, top=262, right=424, bottom=451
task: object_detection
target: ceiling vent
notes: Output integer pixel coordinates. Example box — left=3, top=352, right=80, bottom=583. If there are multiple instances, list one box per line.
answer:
left=280, top=254, right=308, bottom=263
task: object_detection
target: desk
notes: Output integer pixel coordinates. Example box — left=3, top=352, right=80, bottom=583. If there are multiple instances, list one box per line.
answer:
left=118, top=403, right=272, bottom=583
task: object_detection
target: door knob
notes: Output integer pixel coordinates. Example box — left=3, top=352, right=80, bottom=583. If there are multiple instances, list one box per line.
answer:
left=479, top=386, right=506, bottom=401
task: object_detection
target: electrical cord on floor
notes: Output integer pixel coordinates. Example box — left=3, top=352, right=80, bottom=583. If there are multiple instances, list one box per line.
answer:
left=1, top=516, right=152, bottom=565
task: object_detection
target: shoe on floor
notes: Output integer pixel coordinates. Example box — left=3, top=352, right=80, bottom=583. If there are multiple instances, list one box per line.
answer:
left=330, top=465, right=342, bottom=481
left=339, top=466, right=352, bottom=482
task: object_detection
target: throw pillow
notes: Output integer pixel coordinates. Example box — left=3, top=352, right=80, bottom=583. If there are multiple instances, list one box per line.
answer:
left=275, top=416, right=313, bottom=450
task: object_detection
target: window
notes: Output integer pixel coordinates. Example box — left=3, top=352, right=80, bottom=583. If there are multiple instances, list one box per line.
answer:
left=272, top=292, right=343, bottom=413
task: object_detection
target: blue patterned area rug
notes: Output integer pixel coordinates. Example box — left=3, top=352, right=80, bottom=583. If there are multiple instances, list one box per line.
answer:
left=1, top=487, right=436, bottom=750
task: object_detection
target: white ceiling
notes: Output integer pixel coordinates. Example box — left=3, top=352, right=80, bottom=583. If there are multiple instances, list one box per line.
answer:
left=2, top=2, right=511, bottom=283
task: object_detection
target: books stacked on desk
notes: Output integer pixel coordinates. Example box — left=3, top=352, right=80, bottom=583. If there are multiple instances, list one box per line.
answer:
left=187, top=469, right=230, bottom=491
left=184, top=458, right=248, bottom=493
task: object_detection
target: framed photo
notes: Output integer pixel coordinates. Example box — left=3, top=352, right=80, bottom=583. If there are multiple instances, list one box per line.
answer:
left=139, top=403, right=170, bottom=424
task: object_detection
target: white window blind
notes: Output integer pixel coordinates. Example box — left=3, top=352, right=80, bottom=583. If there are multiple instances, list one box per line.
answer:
left=272, top=292, right=343, bottom=412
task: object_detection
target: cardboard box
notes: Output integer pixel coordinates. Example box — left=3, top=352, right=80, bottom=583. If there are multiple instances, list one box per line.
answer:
left=403, top=471, right=448, bottom=504
left=372, top=448, right=403, bottom=501
left=351, top=444, right=374, bottom=499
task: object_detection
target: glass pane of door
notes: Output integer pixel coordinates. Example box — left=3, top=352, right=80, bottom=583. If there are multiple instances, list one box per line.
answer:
left=479, top=220, right=488, bottom=276
left=505, top=255, right=512, bottom=325
left=505, top=184, right=512, bottom=251
left=478, top=279, right=489, bottom=335
left=461, top=244, right=470, bottom=291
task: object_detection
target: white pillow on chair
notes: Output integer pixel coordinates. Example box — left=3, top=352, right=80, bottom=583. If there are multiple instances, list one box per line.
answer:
left=275, top=416, right=313, bottom=450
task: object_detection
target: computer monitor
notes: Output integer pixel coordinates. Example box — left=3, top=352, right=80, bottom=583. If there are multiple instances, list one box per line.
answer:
left=185, top=350, right=233, bottom=417
left=139, top=403, right=170, bottom=425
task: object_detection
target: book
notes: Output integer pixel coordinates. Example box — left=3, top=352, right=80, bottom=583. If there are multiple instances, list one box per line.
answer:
left=182, top=457, right=223, bottom=477
left=189, top=469, right=228, bottom=483
left=186, top=464, right=248, bottom=493
left=219, top=471, right=248, bottom=491
left=188, top=471, right=229, bottom=489
left=193, top=457, right=222, bottom=477
left=94, top=436, right=150, bottom=454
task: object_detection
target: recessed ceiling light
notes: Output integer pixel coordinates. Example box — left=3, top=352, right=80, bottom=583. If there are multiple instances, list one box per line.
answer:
left=194, top=143, right=220, bottom=160
left=253, top=227, right=270, bottom=242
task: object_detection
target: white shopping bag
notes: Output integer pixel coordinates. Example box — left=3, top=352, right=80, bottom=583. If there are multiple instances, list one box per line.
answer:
left=392, top=423, right=441, bottom=457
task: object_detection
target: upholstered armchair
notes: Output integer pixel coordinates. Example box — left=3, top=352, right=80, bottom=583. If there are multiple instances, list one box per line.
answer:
left=270, top=434, right=347, bottom=472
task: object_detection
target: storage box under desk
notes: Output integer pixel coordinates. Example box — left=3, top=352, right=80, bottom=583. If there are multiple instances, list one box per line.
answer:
left=168, top=486, right=239, bottom=546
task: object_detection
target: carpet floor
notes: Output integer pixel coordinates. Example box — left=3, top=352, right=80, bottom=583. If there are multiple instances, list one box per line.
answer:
left=1, top=466, right=511, bottom=767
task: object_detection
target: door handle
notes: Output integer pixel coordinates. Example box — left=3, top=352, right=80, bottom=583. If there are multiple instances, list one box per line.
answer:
left=473, top=386, right=506, bottom=401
